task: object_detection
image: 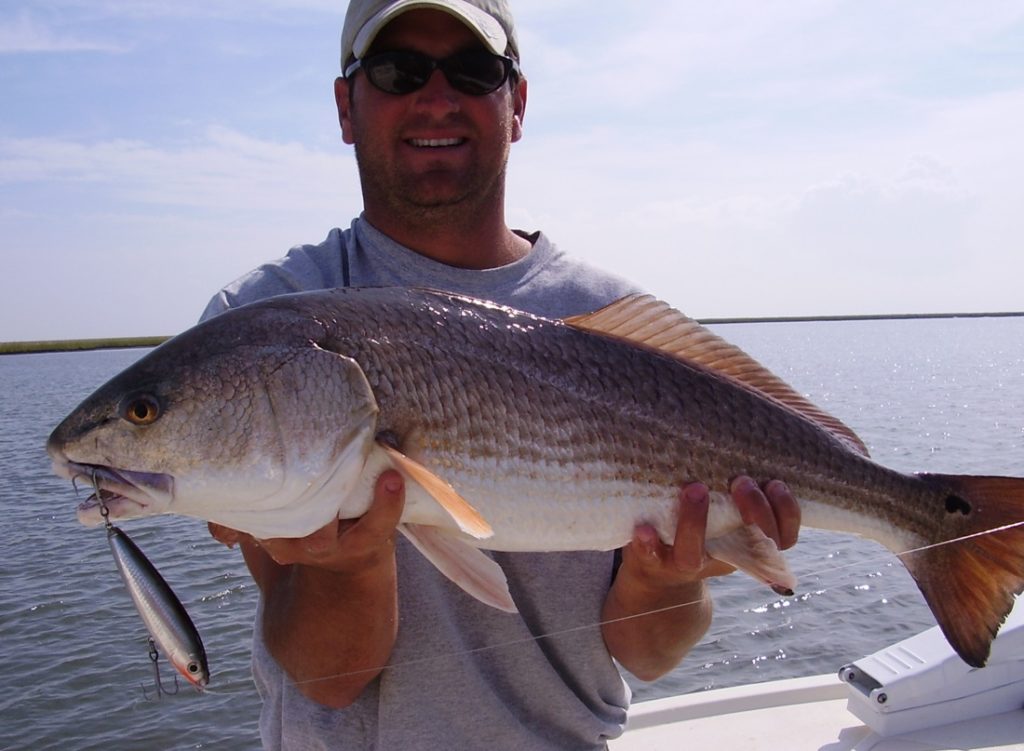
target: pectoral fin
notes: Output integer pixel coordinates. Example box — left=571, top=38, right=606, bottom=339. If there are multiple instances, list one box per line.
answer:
left=400, top=524, right=517, bottom=612
left=378, top=444, right=493, bottom=540
left=706, top=525, right=797, bottom=596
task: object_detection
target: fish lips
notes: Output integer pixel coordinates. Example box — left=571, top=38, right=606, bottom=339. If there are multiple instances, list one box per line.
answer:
left=53, top=460, right=175, bottom=525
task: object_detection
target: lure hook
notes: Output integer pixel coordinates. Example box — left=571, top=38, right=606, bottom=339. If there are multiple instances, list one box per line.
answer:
left=141, top=637, right=180, bottom=700
left=87, top=470, right=113, bottom=531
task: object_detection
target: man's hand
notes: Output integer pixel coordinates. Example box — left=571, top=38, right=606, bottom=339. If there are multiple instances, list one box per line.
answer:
left=602, top=476, right=800, bottom=681
left=624, top=477, right=799, bottom=583
left=209, top=470, right=406, bottom=707
left=209, top=470, right=405, bottom=574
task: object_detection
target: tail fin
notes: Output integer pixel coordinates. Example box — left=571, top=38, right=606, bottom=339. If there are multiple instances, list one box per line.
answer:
left=900, top=474, right=1024, bottom=667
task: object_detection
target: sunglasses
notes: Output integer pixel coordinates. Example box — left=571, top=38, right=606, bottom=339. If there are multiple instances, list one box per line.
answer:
left=344, top=49, right=519, bottom=96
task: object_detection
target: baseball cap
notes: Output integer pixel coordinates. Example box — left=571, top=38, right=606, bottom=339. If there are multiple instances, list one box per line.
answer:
left=340, top=0, right=519, bottom=68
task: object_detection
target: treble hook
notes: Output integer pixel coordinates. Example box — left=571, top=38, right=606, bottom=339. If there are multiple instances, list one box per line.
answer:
left=141, top=637, right=180, bottom=700
left=85, top=470, right=114, bottom=531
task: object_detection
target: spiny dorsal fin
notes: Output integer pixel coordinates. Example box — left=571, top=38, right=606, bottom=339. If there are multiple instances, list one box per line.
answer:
left=564, top=294, right=869, bottom=456
left=379, top=444, right=494, bottom=539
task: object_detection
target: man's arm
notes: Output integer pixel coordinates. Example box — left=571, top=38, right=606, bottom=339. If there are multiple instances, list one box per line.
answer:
left=210, top=471, right=405, bottom=708
left=602, top=477, right=800, bottom=681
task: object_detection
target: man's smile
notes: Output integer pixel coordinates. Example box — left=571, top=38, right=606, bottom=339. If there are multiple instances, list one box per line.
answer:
left=407, top=137, right=466, bottom=147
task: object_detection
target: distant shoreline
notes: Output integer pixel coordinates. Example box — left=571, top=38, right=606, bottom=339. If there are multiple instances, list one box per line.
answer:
left=3, top=310, right=1023, bottom=355
left=0, top=336, right=169, bottom=355
left=700, top=310, right=1024, bottom=325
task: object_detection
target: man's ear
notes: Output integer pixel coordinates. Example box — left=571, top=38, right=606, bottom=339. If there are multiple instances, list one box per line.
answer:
left=335, top=76, right=356, bottom=145
left=511, top=76, right=527, bottom=143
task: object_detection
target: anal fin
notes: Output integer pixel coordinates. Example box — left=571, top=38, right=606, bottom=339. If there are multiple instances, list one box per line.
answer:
left=400, top=524, right=517, bottom=612
left=706, top=525, right=797, bottom=596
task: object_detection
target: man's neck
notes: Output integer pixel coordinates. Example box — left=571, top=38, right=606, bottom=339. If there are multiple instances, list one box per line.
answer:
left=362, top=208, right=532, bottom=270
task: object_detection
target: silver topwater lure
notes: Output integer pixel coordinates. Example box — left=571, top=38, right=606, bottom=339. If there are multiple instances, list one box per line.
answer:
left=93, top=477, right=210, bottom=695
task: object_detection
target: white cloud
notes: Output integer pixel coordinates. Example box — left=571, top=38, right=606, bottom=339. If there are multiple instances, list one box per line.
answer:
left=2, top=0, right=1022, bottom=339
left=0, top=11, right=126, bottom=53
left=0, top=126, right=357, bottom=214
left=0, top=127, right=363, bottom=340
left=508, top=86, right=1024, bottom=319
left=13, top=0, right=341, bottom=23
left=521, top=0, right=1024, bottom=131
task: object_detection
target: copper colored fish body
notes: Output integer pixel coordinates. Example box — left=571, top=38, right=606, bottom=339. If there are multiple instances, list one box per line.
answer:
left=48, top=287, right=1024, bottom=668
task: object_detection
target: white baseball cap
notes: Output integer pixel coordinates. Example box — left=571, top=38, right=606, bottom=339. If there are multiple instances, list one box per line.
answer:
left=340, top=0, right=520, bottom=67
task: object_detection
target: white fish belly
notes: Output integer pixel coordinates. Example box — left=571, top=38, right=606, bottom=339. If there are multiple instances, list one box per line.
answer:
left=426, top=456, right=691, bottom=552
left=797, top=497, right=924, bottom=554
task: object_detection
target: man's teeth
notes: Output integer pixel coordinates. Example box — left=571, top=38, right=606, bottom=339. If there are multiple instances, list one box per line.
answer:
left=409, top=138, right=463, bottom=147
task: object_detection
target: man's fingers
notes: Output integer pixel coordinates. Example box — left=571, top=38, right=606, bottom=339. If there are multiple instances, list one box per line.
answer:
left=630, top=524, right=664, bottom=563
left=620, top=477, right=800, bottom=594
left=764, top=479, right=800, bottom=550
left=341, top=470, right=406, bottom=545
left=299, top=518, right=344, bottom=558
left=246, top=471, right=406, bottom=570
left=251, top=537, right=300, bottom=566
left=730, top=475, right=781, bottom=547
left=208, top=522, right=244, bottom=548
left=672, top=483, right=710, bottom=572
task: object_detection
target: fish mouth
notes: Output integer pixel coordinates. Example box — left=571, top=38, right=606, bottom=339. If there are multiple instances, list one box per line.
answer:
left=53, top=460, right=174, bottom=526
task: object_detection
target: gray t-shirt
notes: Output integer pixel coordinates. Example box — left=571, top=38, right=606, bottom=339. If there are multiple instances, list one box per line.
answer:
left=203, top=217, right=641, bottom=750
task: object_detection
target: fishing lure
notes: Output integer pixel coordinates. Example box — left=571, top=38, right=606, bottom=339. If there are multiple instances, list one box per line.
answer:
left=93, top=477, right=210, bottom=696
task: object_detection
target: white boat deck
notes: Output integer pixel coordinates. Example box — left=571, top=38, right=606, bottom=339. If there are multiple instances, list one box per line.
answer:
left=610, top=673, right=1024, bottom=751
left=613, top=599, right=1024, bottom=750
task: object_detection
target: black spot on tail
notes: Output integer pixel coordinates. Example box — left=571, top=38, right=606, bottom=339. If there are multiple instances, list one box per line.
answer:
left=945, top=494, right=972, bottom=515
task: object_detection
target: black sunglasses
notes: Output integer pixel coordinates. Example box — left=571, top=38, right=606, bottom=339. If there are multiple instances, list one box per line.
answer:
left=344, top=49, right=519, bottom=96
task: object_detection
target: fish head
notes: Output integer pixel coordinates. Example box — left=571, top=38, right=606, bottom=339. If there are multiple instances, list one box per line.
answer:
left=48, top=299, right=380, bottom=537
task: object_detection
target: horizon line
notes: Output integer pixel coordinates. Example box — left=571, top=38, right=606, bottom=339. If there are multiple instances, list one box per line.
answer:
left=3, top=310, right=1023, bottom=355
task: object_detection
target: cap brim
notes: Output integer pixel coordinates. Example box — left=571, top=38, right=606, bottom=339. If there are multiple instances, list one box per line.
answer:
left=352, top=0, right=508, bottom=59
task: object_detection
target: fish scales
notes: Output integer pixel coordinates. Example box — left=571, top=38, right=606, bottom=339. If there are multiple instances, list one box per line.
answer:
left=325, top=291, right=904, bottom=536
left=48, top=286, right=1024, bottom=668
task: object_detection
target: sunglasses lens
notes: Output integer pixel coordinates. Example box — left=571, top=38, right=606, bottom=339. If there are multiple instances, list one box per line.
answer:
left=359, top=50, right=512, bottom=96
left=444, top=50, right=511, bottom=95
left=364, top=51, right=432, bottom=94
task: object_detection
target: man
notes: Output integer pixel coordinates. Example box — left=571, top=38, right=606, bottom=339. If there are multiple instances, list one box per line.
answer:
left=204, top=1, right=800, bottom=748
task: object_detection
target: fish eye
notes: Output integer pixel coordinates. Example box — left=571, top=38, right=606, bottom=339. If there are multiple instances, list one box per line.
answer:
left=119, top=394, right=162, bottom=426
left=187, top=662, right=200, bottom=674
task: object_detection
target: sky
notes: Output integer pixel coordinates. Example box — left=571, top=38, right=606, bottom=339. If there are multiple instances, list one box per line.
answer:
left=2, top=0, right=1023, bottom=341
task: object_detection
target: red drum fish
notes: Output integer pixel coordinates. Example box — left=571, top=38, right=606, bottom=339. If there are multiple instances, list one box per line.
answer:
left=48, top=287, right=1024, bottom=668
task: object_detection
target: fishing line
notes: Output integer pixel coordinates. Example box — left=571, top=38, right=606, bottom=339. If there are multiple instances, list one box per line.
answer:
left=115, top=519, right=1024, bottom=698
left=797, top=519, right=1024, bottom=581
left=289, top=597, right=714, bottom=688
left=195, top=520, right=1024, bottom=695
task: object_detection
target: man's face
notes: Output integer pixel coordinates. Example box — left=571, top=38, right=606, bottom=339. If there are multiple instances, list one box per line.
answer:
left=337, top=9, right=526, bottom=223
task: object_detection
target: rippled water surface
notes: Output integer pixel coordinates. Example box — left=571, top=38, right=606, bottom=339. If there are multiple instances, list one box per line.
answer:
left=1, top=317, right=1021, bottom=749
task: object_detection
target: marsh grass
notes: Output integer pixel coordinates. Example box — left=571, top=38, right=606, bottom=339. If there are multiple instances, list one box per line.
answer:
left=0, top=337, right=167, bottom=355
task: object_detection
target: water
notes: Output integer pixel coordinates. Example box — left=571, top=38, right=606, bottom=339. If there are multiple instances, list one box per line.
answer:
left=1, top=318, right=1022, bottom=750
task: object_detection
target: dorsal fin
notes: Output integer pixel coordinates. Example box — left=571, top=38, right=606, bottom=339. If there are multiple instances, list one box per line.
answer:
left=564, top=295, right=869, bottom=456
